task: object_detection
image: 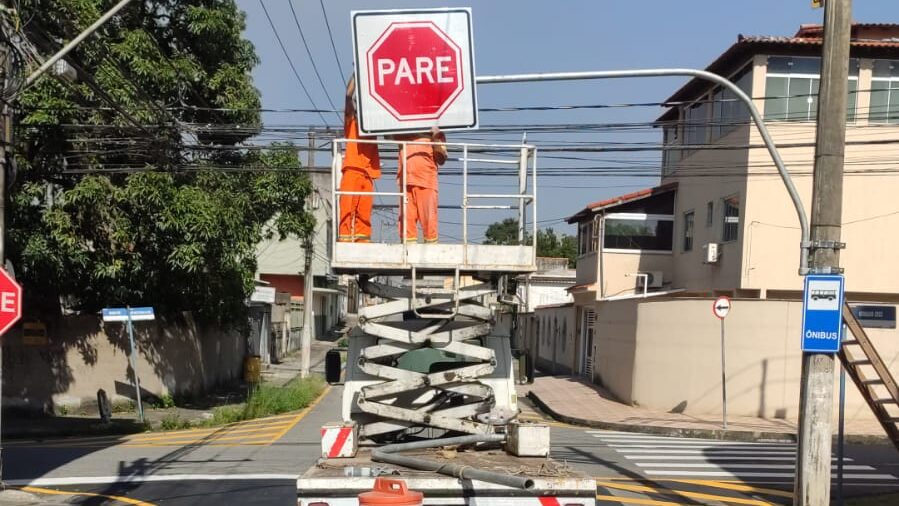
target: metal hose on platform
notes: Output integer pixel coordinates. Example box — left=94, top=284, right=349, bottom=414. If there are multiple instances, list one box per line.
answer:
left=371, top=434, right=535, bottom=490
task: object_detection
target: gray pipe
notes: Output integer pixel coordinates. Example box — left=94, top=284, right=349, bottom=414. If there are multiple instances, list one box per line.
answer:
left=371, top=434, right=535, bottom=490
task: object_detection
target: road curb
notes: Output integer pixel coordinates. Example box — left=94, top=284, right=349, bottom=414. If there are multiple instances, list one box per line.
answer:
left=528, top=390, right=892, bottom=445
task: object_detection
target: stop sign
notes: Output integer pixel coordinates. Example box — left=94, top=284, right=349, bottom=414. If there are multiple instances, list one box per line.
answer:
left=352, top=9, right=477, bottom=135
left=0, top=267, right=21, bottom=336
left=367, top=22, right=464, bottom=119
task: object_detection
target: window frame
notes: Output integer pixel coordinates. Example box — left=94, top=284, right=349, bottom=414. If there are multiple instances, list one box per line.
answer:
left=764, top=56, right=859, bottom=122
left=706, top=201, right=714, bottom=228
left=602, top=212, right=675, bottom=254
left=870, top=60, right=899, bottom=124
left=683, top=210, right=695, bottom=252
left=721, top=195, right=741, bottom=243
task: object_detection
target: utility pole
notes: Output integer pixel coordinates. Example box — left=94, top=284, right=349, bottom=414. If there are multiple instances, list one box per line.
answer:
left=794, top=1, right=852, bottom=505
left=0, top=9, right=10, bottom=486
left=299, top=132, right=315, bottom=377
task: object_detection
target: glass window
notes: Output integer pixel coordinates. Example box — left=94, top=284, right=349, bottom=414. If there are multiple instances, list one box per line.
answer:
left=722, top=196, right=740, bottom=242
left=662, top=125, right=682, bottom=175
left=765, top=56, right=858, bottom=122
left=603, top=214, right=674, bottom=252
left=706, top=201, right=714, bottom=227
left=578, top=220, right=596, bottom=255
left=871, top=60, right=899, bottom=123
left=683, top=211, right=695, bottom=251
left=685, top=100, right=709, bottom=146
left=712, top=67, right=752, bottom=139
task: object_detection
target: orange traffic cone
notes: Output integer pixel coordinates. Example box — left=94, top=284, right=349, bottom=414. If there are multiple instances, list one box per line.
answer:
left=358, top=478, right=423, bottom=506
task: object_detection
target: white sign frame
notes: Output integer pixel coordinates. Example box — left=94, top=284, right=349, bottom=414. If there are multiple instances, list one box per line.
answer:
left=712, top=296, right=731, bottom=320
left=351, top=8, right=478, bottom=135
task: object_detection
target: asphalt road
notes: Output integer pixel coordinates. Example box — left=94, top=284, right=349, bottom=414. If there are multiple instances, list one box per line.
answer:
left=4, top=387, right=898, bottom=505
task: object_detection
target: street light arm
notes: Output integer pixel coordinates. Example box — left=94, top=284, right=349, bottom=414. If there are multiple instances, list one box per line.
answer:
left=477, top=69, right=810, bottom=275
left=21, top=0, right=135, bottom=91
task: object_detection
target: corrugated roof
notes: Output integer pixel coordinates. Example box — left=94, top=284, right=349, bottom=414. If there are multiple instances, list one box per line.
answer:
left=567, top=182, right=678, bottom=224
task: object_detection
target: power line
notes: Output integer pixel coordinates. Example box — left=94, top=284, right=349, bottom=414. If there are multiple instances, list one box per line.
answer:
left=287, top=0, right=340, bottom=120
left=258, top=0, right=329, bottom=126
left=318, top=0, right=347, bottom=88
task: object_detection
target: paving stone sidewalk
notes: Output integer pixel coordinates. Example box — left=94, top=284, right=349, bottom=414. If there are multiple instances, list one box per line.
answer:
left=521, top=374, right=889, bottom=443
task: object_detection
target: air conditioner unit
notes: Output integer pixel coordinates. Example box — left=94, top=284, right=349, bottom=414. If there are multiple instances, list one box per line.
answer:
left=637, top=271, right=664, bottom=289
left=703, top=242, right=720, bottom=263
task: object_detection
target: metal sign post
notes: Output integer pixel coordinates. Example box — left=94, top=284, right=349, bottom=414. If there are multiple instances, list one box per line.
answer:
left=102, top=306, right=155, bottom=423
left=713, top=296, right=731, bottom=430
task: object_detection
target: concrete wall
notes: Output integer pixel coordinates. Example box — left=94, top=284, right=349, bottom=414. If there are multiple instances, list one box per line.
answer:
left=532, top=305, right=577, bottom=375
left=3, top=313, right=246, bottom=412
left=601, top=252, right=673, bottom=299
left=595, top=297, right=899, bottom=424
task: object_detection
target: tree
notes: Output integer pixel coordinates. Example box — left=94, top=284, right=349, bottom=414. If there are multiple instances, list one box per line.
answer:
left=9, top=1, right=314, bottom=325
left=483, top=219, right=577, bottom=267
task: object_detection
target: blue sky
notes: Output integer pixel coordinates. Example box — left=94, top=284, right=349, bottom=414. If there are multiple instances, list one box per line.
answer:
left=236, top=1, right=899, bottom=240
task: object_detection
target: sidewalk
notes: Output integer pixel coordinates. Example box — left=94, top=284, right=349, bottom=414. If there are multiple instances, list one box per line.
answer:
left=522, top=375, right=890, bottom=444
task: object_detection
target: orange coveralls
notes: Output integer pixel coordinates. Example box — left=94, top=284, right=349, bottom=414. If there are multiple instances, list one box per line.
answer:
left=338, top=115, right=381, bottom=242
left=396, top=133, right=444, bottom=243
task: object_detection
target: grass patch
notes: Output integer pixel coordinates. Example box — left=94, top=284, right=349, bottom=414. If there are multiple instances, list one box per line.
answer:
left=195, top=376, right=325, bottom=428
left=158, top=413, right=192, bottom=431
left=846, top=494, right=899, bottom=506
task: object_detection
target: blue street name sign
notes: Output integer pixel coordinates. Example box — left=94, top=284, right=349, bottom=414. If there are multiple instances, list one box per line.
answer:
left=102, top=307, right=155, bottom=322
left=801, top=274, right=845, bottom=353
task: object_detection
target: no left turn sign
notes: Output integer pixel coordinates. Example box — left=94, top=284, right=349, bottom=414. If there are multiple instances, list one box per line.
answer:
left=713, top=296, right=731, bottom=320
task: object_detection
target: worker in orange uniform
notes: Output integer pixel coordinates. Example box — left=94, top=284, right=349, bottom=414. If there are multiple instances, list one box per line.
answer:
left=395, top=127, right=447, bottom=243
left=338, top=76, right=381, bottom=243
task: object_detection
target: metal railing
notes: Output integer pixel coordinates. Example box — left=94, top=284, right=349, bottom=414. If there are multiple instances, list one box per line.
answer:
left=331, top=138, right=538, bottom=264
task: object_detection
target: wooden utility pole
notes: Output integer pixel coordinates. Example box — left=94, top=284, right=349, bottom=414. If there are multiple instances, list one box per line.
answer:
left=794, top=1, right=852, bottom=504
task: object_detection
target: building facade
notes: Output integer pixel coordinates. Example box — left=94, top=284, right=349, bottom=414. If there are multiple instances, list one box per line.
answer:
left=561, top=24, right=899, bottom=424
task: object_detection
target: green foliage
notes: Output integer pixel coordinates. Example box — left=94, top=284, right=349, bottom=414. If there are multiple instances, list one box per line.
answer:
left=198, top=376, right=325, bottom=427
left=11, top=1, right=314, bottom=324
left=483, top=219, right=577, bottom=267
left=158, top=412, right=192, bottom=431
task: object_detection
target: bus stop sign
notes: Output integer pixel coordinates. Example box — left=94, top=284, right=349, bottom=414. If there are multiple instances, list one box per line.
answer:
left=801, top=274, right=845, bottom=353
left=353, top=8, right=477, bottom=135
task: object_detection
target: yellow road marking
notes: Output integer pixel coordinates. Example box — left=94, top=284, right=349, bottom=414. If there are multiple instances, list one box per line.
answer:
left=266, top=385, right=331, bottom=446
left=20, top=486, right=156, bottom=506
left=597, top=480, right=777, bottom=506
left=596, top=494, right=682, bottom=505
left=670, top=480, right=793, bottom=499
left=123, top=431, right=280, bottom=446
left=127, top=423, right=290, bottom=442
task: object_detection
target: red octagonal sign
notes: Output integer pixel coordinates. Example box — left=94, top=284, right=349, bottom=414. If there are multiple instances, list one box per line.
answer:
left=0, top=267, right=21, bottom=337
left=367, top=21, right=464, bottom=120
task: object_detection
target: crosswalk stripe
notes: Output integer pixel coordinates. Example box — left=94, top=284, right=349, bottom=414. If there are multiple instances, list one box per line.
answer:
left=643, top=471, right=898, bottom=480
left=634, top=463, right=875, bottom=470
left=609, top=444, right=795, bottom=450
left=590, top=434, right=790, bottom=444
left=617, top=449, right=797, bottom=455
left=626, top=455, right=853, bottom=461
left=600, top=438, right=796, bottom=447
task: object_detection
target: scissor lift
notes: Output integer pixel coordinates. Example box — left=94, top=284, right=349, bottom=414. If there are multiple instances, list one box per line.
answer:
left=331, top=139, right=537, bottom=441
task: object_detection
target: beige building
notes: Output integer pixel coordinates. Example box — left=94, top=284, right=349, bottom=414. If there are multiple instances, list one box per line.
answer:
left=556, top=24, right=899, bottom=426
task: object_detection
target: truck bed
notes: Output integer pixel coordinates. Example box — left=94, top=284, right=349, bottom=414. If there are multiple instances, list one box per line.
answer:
left=297, top=446, right=597, bottom=506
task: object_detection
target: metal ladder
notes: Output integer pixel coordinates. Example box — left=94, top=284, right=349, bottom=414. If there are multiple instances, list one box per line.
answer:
left=353, top=272, right=509, bottom=440
left=840, top=303, right=899, bottom=451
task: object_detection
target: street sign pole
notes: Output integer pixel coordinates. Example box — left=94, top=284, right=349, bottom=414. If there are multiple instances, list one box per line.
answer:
left=720, top=317, right=727, bottom=431
left=125, top=307, right=144, bottom=424
left=712, top=296, right=731, bottom=430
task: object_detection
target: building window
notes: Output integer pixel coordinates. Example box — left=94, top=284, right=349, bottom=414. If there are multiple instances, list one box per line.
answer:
left=683, top=211, right=695, bottom=251
left=662, top=125, right=682, bottom=176
left=603, top=213, right=674, bottom=252
left=764, top=56, right=859, bottom=122
left=871, top=60, right=899, bottom=123
left=706, top=201, right=714, bottom=227
left=712, top=66, right=752, bottom=140
left=578, top=220, right=597, bottom=256
left=722, top=195, right=740, bottom=242
left=685, top=98, right=710, bottom=147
